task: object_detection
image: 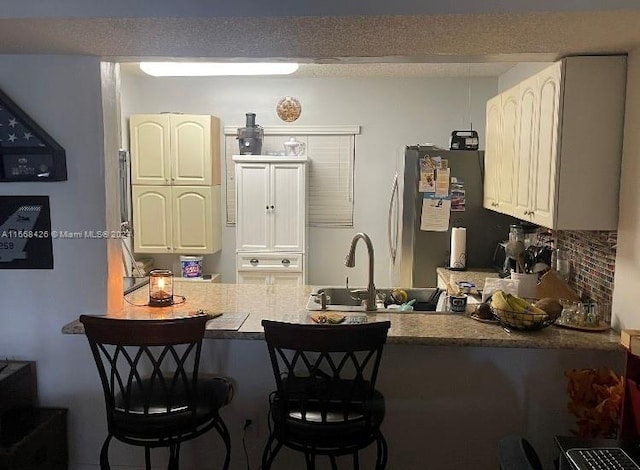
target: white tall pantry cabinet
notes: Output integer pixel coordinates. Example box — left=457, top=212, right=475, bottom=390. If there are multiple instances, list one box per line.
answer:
left=130, top=114, right=222, bottom=254
left=233, top=155, right=307, bottom=285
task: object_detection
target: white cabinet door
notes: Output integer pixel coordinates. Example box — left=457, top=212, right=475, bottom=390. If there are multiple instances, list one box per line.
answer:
left=498, top=85, right=518, bottom=215
left=237, top=271, right=271, bottom=285
left=483, top=95, right=501, bottom=210
left=270, top=163, right=305, bottom=252
left=133, top=185, right=221, bottom=254
left=132, top=186, right=172, bottom=253
left=514, top=74, right=537, bottom=219
left=271, top=272, right=304, bottom=286
left=236, top=162, right=270, bottom=251
left=529, top=62, right=561, bottom=229
left=130, top=115, right=171, bottom=185
left=237, top=271, right=303, bottom=286
left=130, top=114, right=220, bottom=187
left=171, top=114, right=216, bottom=186
left=236, top=160, right=306, bottom=253
left=172, top=186, right=216, bottom=254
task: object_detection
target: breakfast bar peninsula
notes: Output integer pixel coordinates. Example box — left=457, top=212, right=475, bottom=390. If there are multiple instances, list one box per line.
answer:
left=63, top=283, right=624, bottom=469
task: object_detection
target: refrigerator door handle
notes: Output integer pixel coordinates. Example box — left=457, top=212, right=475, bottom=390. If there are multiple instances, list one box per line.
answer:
left=388, top=172, right=399, bottom=263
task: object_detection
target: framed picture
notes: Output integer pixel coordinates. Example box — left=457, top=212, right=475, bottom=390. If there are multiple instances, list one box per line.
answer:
left=0, top=195, right=53, bottom=269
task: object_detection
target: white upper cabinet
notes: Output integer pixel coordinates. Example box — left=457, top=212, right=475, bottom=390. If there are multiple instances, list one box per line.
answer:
left=132, top=185, right=221, bottom=254
left=130, top=114, right=220, bottom=186
left=485, top=56, right=626, bottom=230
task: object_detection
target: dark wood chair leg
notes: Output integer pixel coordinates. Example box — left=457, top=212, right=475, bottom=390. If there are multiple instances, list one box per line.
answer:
left=330, top=454, right=339, bottom=470
left=100, top=434, right=112, bottom=470
left=353, top=451, right=360, bottom=470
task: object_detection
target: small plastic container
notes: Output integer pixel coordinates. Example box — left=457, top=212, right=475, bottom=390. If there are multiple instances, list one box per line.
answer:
left=180, top=256, right=203, bottom=278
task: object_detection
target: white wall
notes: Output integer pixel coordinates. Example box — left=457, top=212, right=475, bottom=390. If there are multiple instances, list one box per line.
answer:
left=613, top=48, right=640, bottom=330
left=120, top=72, right=497, bottom=286
left=0, top=55, right=111, bottom=466
left=498, top=62, right=554, bottom=91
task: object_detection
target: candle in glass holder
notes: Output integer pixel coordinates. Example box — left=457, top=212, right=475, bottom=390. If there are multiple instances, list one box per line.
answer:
left=148, top=269, right=173, bottom=307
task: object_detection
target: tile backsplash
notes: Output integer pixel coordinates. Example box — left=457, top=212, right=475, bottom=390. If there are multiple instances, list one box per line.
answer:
left=555, top=230, right=617, bottom=306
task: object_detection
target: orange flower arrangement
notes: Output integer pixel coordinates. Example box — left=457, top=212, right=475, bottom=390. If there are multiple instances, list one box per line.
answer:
left=565, top=368, right=624, bottom=438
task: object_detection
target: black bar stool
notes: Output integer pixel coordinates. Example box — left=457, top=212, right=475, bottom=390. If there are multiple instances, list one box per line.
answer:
left=80, top=314, right=233, bottom=470
left=261, top=319, right=391, bottom=470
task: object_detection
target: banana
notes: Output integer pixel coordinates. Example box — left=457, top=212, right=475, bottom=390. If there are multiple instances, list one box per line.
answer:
left=506, top=294, right=530, bottom=312
left=507, top=293, right=547, bottom=316
left=491, top=290, right=511, bottom=311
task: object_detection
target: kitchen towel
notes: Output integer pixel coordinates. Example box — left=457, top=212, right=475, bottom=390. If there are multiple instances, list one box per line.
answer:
left=450, top=227, right=467, bottom=269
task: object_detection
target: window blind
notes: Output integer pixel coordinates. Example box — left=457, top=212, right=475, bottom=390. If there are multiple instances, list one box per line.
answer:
left=224, top=129, right=356, bottom=227
left=306, top=135, right=354, bottom=227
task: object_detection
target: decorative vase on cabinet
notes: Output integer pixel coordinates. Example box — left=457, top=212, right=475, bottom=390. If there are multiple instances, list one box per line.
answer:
left=233, top=155, right=307, bottom=285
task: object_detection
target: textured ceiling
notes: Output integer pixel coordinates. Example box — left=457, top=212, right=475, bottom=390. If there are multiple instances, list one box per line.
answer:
left=1, top=11, right=639, bottom=77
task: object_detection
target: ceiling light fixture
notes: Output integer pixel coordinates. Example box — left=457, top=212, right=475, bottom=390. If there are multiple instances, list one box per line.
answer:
left=139, top=62, right=299, bottom=77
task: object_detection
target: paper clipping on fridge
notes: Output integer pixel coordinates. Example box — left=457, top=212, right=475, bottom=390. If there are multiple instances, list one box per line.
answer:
left=435, top=167, right=450, bottom=197
left=450, top=177, right=466, bottom=212
left=420, top=193, right=451, bottom=231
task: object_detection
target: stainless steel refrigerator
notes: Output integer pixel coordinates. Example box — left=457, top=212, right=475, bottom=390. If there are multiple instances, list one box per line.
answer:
left=388, top=145, right=517, bottom=287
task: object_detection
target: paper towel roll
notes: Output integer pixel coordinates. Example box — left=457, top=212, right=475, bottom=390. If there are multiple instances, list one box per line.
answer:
left=450, top=227, right=467, bottom=269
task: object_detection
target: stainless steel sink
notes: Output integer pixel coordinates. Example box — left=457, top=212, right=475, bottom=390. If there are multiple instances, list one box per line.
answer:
left=306, top=287, right=442, bottom=312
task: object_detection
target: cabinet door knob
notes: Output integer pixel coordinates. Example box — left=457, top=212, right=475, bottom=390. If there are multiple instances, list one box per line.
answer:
left=250, top=258, right=259, bottom=266
left=281, top=259, right=291, bottom=265
left=270, top=205, right=274, bottom=210
left=266, top=206, right=269, bottom=210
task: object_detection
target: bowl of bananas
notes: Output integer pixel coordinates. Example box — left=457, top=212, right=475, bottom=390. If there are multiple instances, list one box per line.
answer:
left=490, top=290, right=557, bottom=331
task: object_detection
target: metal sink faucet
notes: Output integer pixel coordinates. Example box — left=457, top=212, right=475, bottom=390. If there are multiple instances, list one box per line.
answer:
left=344, top=232, right=377, bottom=311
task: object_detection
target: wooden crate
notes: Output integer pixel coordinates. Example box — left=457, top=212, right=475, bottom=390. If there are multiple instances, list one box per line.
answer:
left=0, top=408, right=67, bottom=470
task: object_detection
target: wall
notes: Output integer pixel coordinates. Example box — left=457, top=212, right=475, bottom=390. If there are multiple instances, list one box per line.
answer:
left=120, top=71, right=497, bottom=286
left=498, top=62, right=554, bottom=91
left=613, top=48, right=640, bottom=330
left=0, top=55, right=110, bottom=466
left=556, top=231, right=617, bottom=310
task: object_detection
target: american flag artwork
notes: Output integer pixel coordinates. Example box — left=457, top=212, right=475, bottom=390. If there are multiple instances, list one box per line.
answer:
left=0, top=105, right=45, bottom=148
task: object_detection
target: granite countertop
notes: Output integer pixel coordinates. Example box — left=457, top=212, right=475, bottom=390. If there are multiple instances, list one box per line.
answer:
left=61, top=283, right=622, bottom=351
left=436, top=267, right=501, bottom=293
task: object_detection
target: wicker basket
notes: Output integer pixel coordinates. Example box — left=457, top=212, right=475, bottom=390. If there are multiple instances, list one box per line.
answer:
left=491, top=306, right=554, bottom=331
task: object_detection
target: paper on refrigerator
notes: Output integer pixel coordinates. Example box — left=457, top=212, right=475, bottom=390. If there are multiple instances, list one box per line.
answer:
left=420, top=193, right=450, bottom=231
